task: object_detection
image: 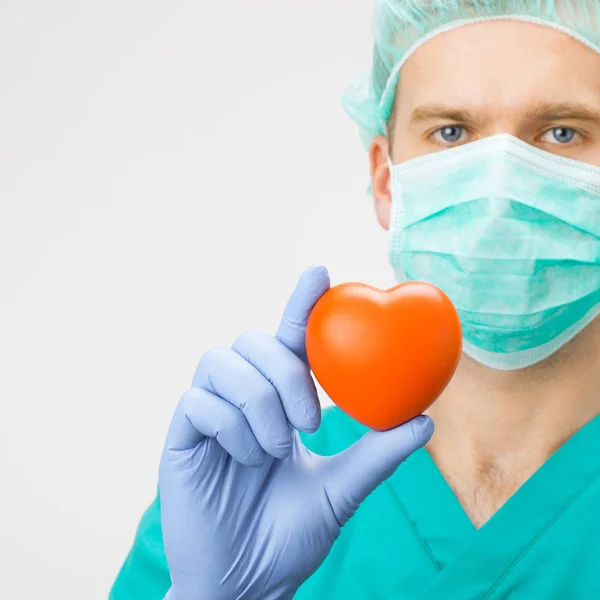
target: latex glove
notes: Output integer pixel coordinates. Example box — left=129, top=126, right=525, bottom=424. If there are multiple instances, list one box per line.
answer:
left=159, top=266, right=434, bottom=600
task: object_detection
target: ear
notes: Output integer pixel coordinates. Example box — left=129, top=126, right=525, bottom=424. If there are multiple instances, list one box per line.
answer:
left=369, top=135, right=392, bottom=230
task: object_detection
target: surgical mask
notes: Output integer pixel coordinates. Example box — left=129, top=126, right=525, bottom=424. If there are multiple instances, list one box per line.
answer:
left=388, top=133, right=600, bottom=371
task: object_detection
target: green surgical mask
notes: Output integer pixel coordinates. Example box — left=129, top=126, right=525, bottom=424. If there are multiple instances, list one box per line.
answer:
left=388, top=133, right=600, bottom=371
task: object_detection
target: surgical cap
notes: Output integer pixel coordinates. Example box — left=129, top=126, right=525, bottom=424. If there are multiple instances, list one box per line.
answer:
left=342, top=0, right=600, bottom=152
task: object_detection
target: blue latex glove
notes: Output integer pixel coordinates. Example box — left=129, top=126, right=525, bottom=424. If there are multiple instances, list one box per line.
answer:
left=159, top=266, right=434, bottom=600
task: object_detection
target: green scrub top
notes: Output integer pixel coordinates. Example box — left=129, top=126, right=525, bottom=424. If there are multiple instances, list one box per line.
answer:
left=110, top=406, right=600, bottom=599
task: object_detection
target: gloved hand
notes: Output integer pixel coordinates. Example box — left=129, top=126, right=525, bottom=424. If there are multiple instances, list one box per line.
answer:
left=159, top=266, right=434, bottom=600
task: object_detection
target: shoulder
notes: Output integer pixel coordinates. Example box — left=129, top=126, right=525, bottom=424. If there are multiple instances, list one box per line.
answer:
left=299, top=405, right=369, bottom=455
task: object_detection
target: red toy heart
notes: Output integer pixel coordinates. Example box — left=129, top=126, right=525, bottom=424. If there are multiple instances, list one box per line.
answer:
left=306, top=281, right=462, bottom=431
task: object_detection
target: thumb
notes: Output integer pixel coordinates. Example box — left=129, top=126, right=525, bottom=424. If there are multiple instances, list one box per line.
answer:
left=321, top=416, right=434, bottom=526
left=275, top=265, right=330, bottom=365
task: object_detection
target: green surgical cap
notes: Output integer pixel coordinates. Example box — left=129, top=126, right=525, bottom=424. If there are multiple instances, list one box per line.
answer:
left=342, top=0, right=600, bottom=152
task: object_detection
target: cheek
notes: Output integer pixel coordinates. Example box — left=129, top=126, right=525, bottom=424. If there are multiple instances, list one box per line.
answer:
left=572, top=143, right=600, bottom=169
left=393, top=128, right=441, bottom=161
left=397, top=144, right=425, bottom=162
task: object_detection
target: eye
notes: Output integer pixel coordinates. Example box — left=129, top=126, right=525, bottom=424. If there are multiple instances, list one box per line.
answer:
left=540, top=127, right=579, bottom=144
left=432, top=126, right=467, bottom=144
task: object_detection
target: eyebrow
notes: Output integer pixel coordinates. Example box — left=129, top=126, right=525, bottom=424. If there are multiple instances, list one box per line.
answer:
left=409, top=102, right=600, bottom=125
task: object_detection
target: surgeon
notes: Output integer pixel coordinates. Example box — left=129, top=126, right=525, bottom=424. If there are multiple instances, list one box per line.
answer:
left=111, top=1, right=600, bottom=598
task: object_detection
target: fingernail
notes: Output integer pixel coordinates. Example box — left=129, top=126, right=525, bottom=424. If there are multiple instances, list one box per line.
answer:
left=306, top=264, right=327, bottom=274
left=277, top=439, right=293, bottom=459
left=303, top=265, right=329, bottom=283
left=304, top=420, right=319, bottom=434
left=412, top=415, right=434, bottom=437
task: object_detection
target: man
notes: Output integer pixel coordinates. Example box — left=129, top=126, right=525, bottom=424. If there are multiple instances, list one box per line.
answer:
left=111, top=1, right=600, bottom=598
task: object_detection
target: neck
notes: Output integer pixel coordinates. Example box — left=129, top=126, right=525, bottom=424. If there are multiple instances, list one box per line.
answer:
left=425, top=317, right=600, bottom=527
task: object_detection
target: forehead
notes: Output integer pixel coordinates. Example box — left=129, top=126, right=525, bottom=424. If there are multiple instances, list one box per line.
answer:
left=396, top=20, right=600, bottom=111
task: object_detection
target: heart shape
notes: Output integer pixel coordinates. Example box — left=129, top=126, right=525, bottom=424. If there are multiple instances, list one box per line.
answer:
left=306, top=281, right=462, bottom=431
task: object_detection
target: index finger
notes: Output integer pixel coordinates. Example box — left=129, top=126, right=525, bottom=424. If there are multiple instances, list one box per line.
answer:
left=275, top=265, right=330, bottom=364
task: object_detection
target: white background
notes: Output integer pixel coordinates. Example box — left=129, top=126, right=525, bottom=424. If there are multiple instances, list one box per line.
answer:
left=0, top=1, right=396, bottom=597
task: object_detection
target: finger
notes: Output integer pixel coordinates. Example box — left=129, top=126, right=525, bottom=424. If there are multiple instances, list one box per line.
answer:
left=275, top=265, right=330, bottom=364
left=322, top=416, right=434, bottom=526
left=197, top=346, right=294, bottom=459
left=233, top=331, right=321, bottom=433
left=164, top=387, right=267, bottom=467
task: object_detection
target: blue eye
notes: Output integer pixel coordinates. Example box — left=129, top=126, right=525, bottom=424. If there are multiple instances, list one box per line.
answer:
left=542, top=127, right=578, bottom=144
left=433, top=126, right=465, bottom=144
